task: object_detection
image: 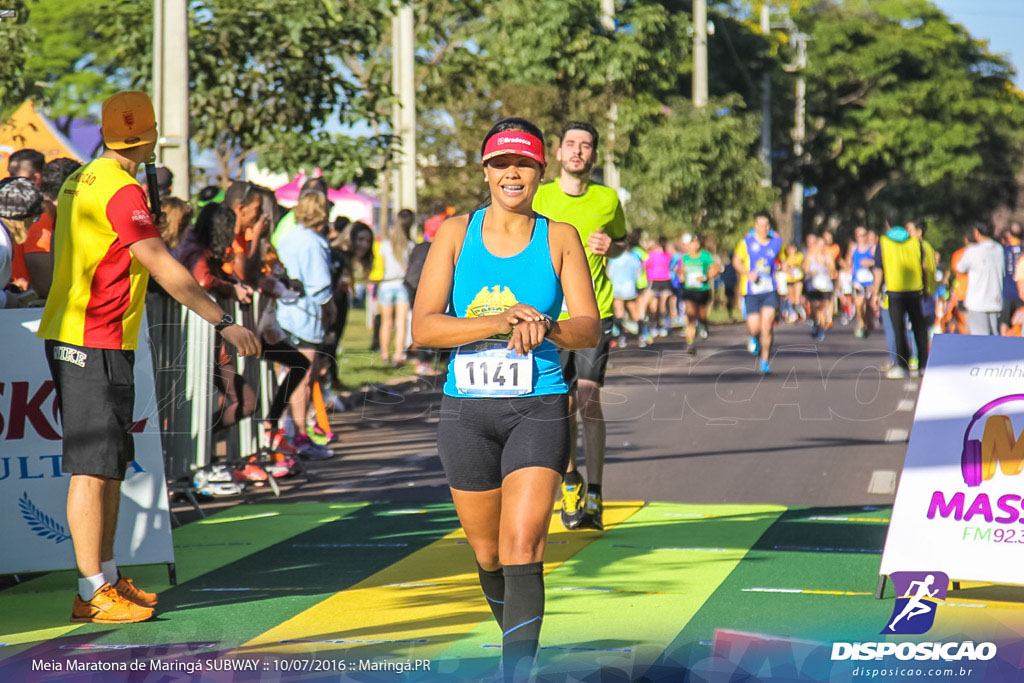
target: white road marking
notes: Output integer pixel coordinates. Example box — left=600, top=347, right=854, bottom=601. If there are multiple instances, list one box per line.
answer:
left=884, top=428, right=909, bottom=443
left=868, top=470, right=898, bottom=495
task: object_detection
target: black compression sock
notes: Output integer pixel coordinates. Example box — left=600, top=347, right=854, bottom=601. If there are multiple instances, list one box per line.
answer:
left=587, top=483, right=602, bottom=498
left=502, top=562, right=544, bottom=682
left=477, top=562, right=505, bottom=629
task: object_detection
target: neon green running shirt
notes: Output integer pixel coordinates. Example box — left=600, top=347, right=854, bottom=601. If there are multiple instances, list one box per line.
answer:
left=533, top=180, right=626, bottom=319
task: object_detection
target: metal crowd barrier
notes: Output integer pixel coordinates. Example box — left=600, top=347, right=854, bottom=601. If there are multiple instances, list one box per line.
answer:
left=146, top=290, right=284, bottom=510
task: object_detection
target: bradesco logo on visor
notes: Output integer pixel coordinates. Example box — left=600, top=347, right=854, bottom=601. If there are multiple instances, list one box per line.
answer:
left=482, top=132, right=545, bottom=165
left=927, top=394, right=1024, bottom=526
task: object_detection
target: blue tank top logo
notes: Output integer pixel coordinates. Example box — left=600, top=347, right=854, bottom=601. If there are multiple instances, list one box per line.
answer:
left=443, top=208, right=568, bottom=398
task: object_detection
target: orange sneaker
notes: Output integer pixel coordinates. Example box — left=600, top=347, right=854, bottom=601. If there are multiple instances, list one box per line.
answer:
left=70, top=584, right=153, bottom=623
left=114, top=575, right=158, bottom=608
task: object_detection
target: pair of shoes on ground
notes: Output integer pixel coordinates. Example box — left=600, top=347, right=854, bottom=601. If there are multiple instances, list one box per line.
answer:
left=559, top=474, right=604, bottom=531
left=884, top=366, right=921, bottom=380
left=193, top=466, right=244, bottom=497
left=71, top=576, right=157, bottom=624
left=266, top=427, right=333, bottom=461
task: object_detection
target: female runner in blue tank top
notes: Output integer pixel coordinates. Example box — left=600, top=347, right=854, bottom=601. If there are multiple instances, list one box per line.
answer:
left=413, top=118, right=599, bottom=681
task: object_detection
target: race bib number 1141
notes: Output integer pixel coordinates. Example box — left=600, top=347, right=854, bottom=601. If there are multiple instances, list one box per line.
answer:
left=454, top=341, right=534, bottom=397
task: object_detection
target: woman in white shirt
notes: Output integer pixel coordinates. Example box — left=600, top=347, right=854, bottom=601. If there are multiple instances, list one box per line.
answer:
left=378, top=209, right=414, bottom=365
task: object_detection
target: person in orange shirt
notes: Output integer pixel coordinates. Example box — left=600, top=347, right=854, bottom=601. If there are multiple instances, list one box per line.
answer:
left=16, top=158, right=82, bottom=298
left=6, top=149, right=45, bottom=292
left=222, top=180, right=266, bottom=282
left=944, top=236, right=970, bottom=333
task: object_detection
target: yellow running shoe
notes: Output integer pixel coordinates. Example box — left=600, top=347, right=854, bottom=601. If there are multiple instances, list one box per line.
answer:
left=560, top=471, right=587, bottom=530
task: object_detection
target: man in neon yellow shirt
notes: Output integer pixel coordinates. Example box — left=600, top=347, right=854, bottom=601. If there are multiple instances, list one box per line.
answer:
left=533, top=121, right=627, bottom=530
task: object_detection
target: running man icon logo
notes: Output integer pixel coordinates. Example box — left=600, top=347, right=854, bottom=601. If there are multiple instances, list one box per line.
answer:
left=881, top=571, right=948, bottom=635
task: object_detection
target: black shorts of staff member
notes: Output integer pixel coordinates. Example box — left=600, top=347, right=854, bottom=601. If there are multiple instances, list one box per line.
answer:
left=45, top=340, right=136, bottom=481
left=436, top=394, right=570, bottom=491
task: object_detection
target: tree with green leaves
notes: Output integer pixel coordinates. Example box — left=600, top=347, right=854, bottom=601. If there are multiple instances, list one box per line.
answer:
left=0, top=1, right=35, bottom=117
left=90, top=0, right=395, bottom=186
left=789, top=0, right=1024, bottom=250
left=415, top=0, right=694, bottom=212
left=622, top=97, right=777, bottom=241
left=20, top=0, right=125, bottom=138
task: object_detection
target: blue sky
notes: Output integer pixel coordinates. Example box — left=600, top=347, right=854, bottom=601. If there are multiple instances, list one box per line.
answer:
left=932, top=0, right=1023, bottom=85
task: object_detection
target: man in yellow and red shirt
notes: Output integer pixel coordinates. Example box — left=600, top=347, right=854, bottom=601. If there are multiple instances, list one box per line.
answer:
left=39, top=91, right=260, bottom=624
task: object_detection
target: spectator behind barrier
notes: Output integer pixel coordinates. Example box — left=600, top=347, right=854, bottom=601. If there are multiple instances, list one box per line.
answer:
left=158, top=197, right=192, bottom=252
left=274, top=191, right=335, bottom=460
left=378, top=208, right=415, bottom=366
left=13, top=157, right=81, bottom=299
left=0, top=177, right=45, bottom=307
left=223, top=180, right=265, bottom=282
left=7, top=148, right=45, bottom=186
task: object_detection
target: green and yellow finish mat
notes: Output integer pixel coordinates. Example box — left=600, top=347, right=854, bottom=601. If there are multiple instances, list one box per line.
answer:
left=2, top=501, right=1023, bottom=681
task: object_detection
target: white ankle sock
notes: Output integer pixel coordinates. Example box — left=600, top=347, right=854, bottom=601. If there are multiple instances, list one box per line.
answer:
left=79, top=573, right=106, bottom=601
left=101, top=559, right=118, bottom=586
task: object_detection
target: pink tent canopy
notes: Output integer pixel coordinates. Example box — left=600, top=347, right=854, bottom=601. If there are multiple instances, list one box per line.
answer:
left=274, top=172, right=378, bottom=228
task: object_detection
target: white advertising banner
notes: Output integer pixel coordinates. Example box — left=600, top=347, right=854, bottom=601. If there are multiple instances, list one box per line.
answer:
left=880, top=333, right=1024, bottom=586
left=0, top=309, right=174, bottom=575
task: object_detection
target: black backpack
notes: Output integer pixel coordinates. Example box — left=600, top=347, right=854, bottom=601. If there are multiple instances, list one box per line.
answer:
left=404, top=241, right=431, bottom=293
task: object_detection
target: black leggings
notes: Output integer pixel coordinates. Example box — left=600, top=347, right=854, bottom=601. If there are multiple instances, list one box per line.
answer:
left=887, top=292, right=930, bottom=371
left=322, top=291, right=349, bottom=387
left=261, top=339, right=311, bottom=426
left=212, top=340, right=256, bottom=430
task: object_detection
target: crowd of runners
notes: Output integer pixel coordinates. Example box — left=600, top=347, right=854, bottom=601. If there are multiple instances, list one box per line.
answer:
left=602, top=214, right=1024, bottom=379
left=2, top=89, right=1022, bottom=681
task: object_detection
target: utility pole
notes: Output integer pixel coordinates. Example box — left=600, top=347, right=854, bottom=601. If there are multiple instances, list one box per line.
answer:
left=693, top=0, right=708, bottom=108
left=788, top=30, right=808, bottom=245
left=152, top=0, right=191, bottom=198
left=759, top=3, right=772, bottom=186
left=600, top=0, right=620, bottom=191
left=391, top=3, right=417, bottom=221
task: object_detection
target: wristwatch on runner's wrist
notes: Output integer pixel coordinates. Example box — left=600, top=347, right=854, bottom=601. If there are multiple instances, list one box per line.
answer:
left=214, top=313, right=235, bottom=334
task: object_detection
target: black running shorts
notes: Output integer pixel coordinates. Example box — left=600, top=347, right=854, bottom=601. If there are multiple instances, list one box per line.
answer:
left=559, top=317, right=615, bottom=390
left=681, top=289, right=711, bottom=306
left=437, top=394, right=570, bottom=491
left=44, top=340, right=136, bottom=481
left=999, top=297, right=1023, bottom=328
left=649, top=280, right=673, bottom=294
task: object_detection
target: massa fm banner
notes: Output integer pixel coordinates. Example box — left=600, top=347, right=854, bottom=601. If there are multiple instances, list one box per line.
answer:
left=880, top=334, right=1024, bottom=587
left=0, top=309, right=173, bottom=575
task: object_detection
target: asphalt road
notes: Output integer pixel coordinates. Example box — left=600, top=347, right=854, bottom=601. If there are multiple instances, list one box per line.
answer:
left=197, top=319, right=919, bottom=513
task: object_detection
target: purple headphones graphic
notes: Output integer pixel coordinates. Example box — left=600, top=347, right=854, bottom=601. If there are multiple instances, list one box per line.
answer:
left=962, top=394, right=1024, bottom=487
